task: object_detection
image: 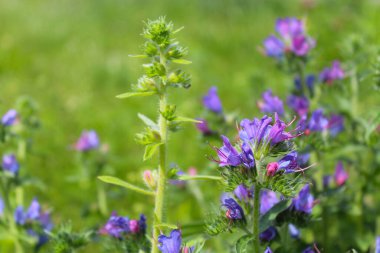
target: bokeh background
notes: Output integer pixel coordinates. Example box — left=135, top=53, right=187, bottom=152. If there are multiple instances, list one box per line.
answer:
left=0, top=0, right=379, bottom=252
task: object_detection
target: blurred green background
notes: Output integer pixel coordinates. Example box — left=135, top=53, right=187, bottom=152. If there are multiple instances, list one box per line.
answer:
left=0, top=0, right=379, bottom=251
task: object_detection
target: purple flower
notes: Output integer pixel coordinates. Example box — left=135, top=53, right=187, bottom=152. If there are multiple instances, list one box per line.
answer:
left=202, top=86, right=222, bottom=113
left=375, top=236, right=380, bottom=253
left=222, top=196, right=245, bottom=220
left=287, top=95, right=309, bottom=117
left=158, top=229, right=182, bottom=253
left=74, top=130, right=100, bottom=151
left=293, top=184, right=314, bottom=214
left=288, top=223, right=300, bottom=238
left=264, top=247, right=273, bottom=253
left=195, top=118, right=213, bottom=135
left=216, top=136, right=242, bottom=167
left=138, top=214, right=147, bottom=234
left=267, top=151, right=299, bottom=177
left=14, top=206, right=26, bottom=225
left=264, top=35, right=284, bottom=57
left=276, top=17, right=304, bottom=39
left=0, top=198, right=4, bottom=217
left=1, top=109, right=18, bottom=126
left=26, top=198, right=41, bottom=220
left=260, top=226, right=277, bottom=242
left=100, top=212, right=130, bottom=238
left=297, top=152, right=310, bottom=167
left=308, top=109, right=328, bottom=132
left=240, top=142, right=255, bottom=168
left=334, top=161, right=348, bottom=186
left=292, top=35, right=314, bottom=56
left=319, top=61, right=345, bottom=84
left=234, top=184, right=250, bottom=202
left=260, top=190, right=279, bottom=214
left=303, top=247, right=315, bottom=253
left=328, top=114, right=344, bottom=136
left=323, top=175, right=332, bottom=189
left=258, top=90, right=285, bottom=116
left=2, top=154, right=20, bottom=175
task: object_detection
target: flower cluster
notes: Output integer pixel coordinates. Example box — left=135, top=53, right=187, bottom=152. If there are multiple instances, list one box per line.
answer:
left=263, top=17, right=315, bottom=58
left=100, top=212, right=146, bottom=238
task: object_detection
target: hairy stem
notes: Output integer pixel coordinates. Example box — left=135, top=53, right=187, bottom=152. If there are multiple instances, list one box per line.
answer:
left=253, top=184, right=261, bottom=253
left=152, top=52, right=168, bottom=253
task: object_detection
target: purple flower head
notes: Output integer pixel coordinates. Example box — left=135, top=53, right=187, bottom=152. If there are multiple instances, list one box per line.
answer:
left=2, top=154, right=20, bottom=175
left=375, top=236, right=380, bottom=253
left=158, top=229, right=182, bottom=253
left=319, top=61, right=345, bottom=84
left=294, top=75, right=316, bottom=94
left=288, top=223, right=300, bottom=238
left=240, top=142, right=255, bottom=168
left=328, top=114, right=344, bottom=136
left=287, top=95, right=309, bottom=117
left=99, top=212, right=130, bottom=238
left=129, top=220, right=139, bottom=233
left=221, top=196, right=245, bottom=220
left=234, top=184, right=250, bottom=202
left=202, top=86, right=222, bottom=114
left=0, top=198, right=4, bottom=217
left=14, top=206, right=26, bottom=225
left=258, top=90, right=285, bottom=116
left=1, top=109, right=18, bottom=126
left=260, top=226, right=277, bottom=242
left=276, top=17, right=304, bottom=39
left=303, top=247, right=315, bottom=253
left=292, top=35, right=315, bottom=56
left=260, top=190, right=279, bottom=214
left=239, top=116, right=272, bottom=144
left=268, top=114, right=296, bottom=145
left=26, top=198, right=41, bottom=220
left=74, top=130, right=100, bottom=151
left=139, top=214, right=147, bottom=234
left=264, top=247, right=273, bottom=253
left=216, top=136, right=242, bottom=167
left=334, top=161, right=348, bottom=186
left=195, top=118, right=213, bottom=135
left=267, top=151, right=299, bottom=176
left=308, top=109, right=328, bottom=132
left=293, top=184, right=314, bottom=214
left=264, top=35, right=284, bottom=57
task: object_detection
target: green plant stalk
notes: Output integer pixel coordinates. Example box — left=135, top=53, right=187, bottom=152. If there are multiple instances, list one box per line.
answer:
left=152, top=51, right=168, bottom=253
left=97, top=181, right=108, bottom=216
left=253, top=184, right=261, bottom=253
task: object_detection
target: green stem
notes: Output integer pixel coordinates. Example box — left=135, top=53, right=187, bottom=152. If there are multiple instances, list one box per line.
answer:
left=350, top=68, right=359, bottom=118
left=152, top=51, right=168, bottom=253
left=253, top=184, right=261, bottom=253
left=97, top=181, right=108, bottom=216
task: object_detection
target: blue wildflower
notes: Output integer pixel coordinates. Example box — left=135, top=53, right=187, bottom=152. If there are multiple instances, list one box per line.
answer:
left=320, top=61, right=345, bottom=85
left=263, top=35, right=284, bottom=57
left=294, top=75, right=316, bottom=94
left=328, top=114, right=344, bottom=136
left=258, top=90, right=285, bottom=116
left=202, top=86, right=223, bottom=114
left=221, top=196, right=245, bottom=220
left=375, top=236, right=380, bottom=253
left=195, top=118, right=213, bottom=135
left=266, top=151, right=299, bottom=177
left=234, top=184, right=251, bottom=202
left=158, top=229, right=182, bottom=253
left=1, top=109, right=18, bottom=126
left=308, top=109, right=328, bottom=132
left=303, top=246, right=315, bottom=253
left=288, top=223, right=300, bottom=238
left=297, top=152, right=310, bottom=167
left=0, top=198, right=4, bottom=217
left=260, top=190, right=279, bottom=214
left=264, top=247, right=273, bottom=253
left=74, top=130, right=100, bottom=151
left=292, top=184, right=314, bottom=214
left=216, top=136, right=242, bottom=167
left=260, top=226, right=277, bottom=242
left=287, top=95, right=309, bottom=117
left=100, top=212, right=130, bottom=238
left=2, top=154, right=20, bottom=175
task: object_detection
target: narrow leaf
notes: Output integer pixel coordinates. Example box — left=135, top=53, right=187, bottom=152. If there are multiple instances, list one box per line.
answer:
left=143, top=143, right=163, bottom=161
left=174, top=116, right=201, bottom=123
left=172, top=59, right=192, bottom=65
left=98, top=176, right=155, bottom=196
left=116, top=91, right=156, bottom=99
left=178, top=175, right=222, bottom=181
left=154, top=223, right=178, bottom=229
left=236, top=235, right=253, bottom=253
left=128, top=54, right=148, bottom=58
left=138, top=113, right=159, bottom=131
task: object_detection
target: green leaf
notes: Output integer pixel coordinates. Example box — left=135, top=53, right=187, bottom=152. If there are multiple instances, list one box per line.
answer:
left=98, top=176, right=155, bottom=196
left=174, top=116, right=201, bottom=123
left=116, top=91, right=156, bottom=99
left=178, top=175, right=222, bottom=181
left=154, top=223, right=178, bottom=229
left=172, top=59, right=192, bottom=64
left=235, top=235, right=253, bottom=253
left=143, top=143, right=163, bottom=161
left=128, top=54, right=148, bottom=58
left=259, top=199, right=291, bottom=233
left=138, top=113, right=159, bottom=131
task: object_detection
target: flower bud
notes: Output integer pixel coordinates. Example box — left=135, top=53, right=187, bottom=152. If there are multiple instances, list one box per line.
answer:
left=129, top=219, right=139, bottom=233
left=143, top=170, right=156, bottom=188
left=266, top=162, right=279, bottom=177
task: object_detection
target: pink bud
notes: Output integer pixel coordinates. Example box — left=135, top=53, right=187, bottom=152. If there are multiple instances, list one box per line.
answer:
left=129, top=220, right=139, bottom=233
left=188, top=167, right=197, bottom=176
left=266, top=162, right=279, bottom=177
left=143, top=170, right=156, bottom=188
